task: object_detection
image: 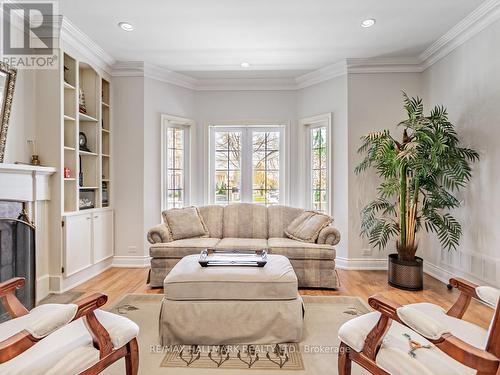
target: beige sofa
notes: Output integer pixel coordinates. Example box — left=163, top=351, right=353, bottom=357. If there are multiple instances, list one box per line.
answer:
left=147, top=203, right=341, bottom=289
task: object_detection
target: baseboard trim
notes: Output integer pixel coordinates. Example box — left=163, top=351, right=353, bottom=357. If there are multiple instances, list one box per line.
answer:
left=112, top=255, right=151, bottom=268
left=336, top=257, right=388, bottom=270
left=36, top=275, right=50, bottom=302
left=423, top=261, right=455, bottom=284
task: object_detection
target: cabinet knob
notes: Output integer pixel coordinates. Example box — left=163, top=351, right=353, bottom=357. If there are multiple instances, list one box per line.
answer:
left=94, top=215, right=99, bottom=218
left=86, top=217, right=91, bottom=220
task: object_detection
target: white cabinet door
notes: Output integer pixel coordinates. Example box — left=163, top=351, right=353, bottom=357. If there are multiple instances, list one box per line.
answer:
left=64, top=213, right=92, bottom=276
left=93, top=210, right=114, bottom=263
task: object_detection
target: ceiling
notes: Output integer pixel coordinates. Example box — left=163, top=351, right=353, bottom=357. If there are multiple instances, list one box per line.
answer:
left=59, top=0, right=485, bottom=79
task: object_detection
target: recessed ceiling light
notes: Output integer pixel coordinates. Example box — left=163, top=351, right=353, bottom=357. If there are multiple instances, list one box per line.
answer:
left=240, top=62, right=251, bottom=68
left=118, top=22, right=134, bottom=32
left=361, top=19, right=376, bottom=28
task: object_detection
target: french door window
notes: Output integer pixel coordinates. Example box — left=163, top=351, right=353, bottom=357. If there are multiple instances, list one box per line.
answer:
left=211, top=126, right=284, bottom=205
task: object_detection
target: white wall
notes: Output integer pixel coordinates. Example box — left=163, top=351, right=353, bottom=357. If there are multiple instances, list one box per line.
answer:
left=113, top=77, right=197, bottom=259
left=347, top=73, right=422, bottom=264
left=113, top=76, right=145, bottom=259
left=143, top=78, right=196, bottom=250
left=4, top=69, right=36, bottom=164
left=421, top=18, right=500, bottom=286
left=296, top=76, right=349, bottom=259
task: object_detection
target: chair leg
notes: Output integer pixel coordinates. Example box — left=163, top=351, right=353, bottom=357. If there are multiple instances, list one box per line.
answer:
left=125, top=338, right=139, bottom=375
left=338, top=342, right=352, bottom=375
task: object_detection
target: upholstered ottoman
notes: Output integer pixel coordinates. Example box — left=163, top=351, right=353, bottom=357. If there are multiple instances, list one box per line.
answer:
left=160, top=254, right=303, bottom=345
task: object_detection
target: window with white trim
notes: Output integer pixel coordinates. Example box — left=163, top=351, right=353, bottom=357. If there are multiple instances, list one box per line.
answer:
left=302, top=114, right=331, bottom=214
left=311, top=127, right=328, bottom=212
left=161, top=115, right=193, bottom=210
left=210, top=126, right=284, bottom=205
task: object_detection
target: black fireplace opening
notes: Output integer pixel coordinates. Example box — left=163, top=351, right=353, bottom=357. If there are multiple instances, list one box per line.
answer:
left=0, top=201, right=36, bottom=322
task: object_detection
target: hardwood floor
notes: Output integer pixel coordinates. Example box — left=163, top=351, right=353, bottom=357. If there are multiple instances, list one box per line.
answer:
left=71, top=267, right=493, bottom=328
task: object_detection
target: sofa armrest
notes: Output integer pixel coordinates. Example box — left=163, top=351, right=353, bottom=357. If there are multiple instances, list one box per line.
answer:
left=317, top=225, right=340, bottom=246
left=147, top=224, right=172, bottom=244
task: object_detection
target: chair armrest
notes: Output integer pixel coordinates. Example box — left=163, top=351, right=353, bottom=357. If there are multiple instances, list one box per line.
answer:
left=77, top=293, right=114, bottom=359
left=360, top=294, right=403, bottom=359
left=447, top=278, right=480, bottom=318
left=369, top=293, right=500, bottom=373
left=317, top=225, right=340, bottom=246
left=0, top=278, right=28, bottom=318
left=74, top=293, right=108, bottom=319
left=147, top=223, right=172, bottom=244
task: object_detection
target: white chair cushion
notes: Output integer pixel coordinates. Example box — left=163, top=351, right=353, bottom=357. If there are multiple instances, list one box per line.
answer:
left=0, top=310, right=139, bottom=375
left=0, top=303, right=78, bottom=341
left=476, top=286, right=500, bottom=308
left=397, top=305, right=449, bottom=340
left=338, top=310, right=477, bottom=375
left=407, top=303, right=487, bottom=349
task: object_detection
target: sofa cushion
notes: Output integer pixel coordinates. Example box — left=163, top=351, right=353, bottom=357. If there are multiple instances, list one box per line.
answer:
left=223, top=203, right=268, bottom=238
left=285, top=211, right=333, bottom=243
left=199, top=205, right=224, bottom=239
left=268, top=237, right=335, bottom=260
left=162, top=206, right=209, bottom=240
left=150, top=238, right=220, bottom=258
left=267, top=205, right=304, bottom=238
left=215, top=238, right=268, bottom=251
left=164, top=254, right=298, bottom=301
left=338, top=310, right=478, bottom=375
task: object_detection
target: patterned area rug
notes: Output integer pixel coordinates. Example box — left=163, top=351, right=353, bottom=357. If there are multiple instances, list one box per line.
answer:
left=38, top=291, right=84, bottom=305
left=103, top=294, right=371, bottom=374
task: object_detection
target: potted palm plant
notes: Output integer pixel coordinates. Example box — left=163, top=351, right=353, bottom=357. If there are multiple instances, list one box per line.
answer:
left=355, top=93, right=479, bottom=290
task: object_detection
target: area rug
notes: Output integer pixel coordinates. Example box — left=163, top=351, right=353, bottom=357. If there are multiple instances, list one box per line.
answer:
left=103, top=294, right=370, bottom=375
left=38, top=291, right=84, bottom=305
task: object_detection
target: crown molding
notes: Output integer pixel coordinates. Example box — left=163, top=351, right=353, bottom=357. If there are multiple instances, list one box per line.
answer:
left=144, top=63, right=197, bottom=90
left=346, top=57, right=423, bottom=73
left=111, top=61, right=145, bottom=77
left=112, top=62, right=300, bottom=90
left=295, top=61, right=347, bottom=89
left=196, top=77, right=297, bottom=91
left=60, top=18, right=115, bottom=75
left=419, top=0, right=500, bottom=69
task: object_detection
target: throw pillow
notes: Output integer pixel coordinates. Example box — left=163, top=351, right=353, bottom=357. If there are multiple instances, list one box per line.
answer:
left=285, top=211, right=333, bottom=243
left=162, top=206, right=209, bottom=240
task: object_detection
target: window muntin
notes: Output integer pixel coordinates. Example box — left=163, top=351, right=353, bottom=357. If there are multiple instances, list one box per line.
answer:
left=167, top=127, right=184, bottom=208
left=211, top=126, right=284, bottom=206
left=214, top=131, right=242, bottom=204
left=311, top=127, right=328, bottom=212
left=252, top=131, right=280, bottom=205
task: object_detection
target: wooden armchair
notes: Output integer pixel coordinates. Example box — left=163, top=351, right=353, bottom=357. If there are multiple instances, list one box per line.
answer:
left=338, top=278, right=500, bottom=375
left=0, top=277, right=139, bottom=375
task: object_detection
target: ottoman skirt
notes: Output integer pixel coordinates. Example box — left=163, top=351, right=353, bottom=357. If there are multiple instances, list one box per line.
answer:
left=160, top=295, right=303, bottom=345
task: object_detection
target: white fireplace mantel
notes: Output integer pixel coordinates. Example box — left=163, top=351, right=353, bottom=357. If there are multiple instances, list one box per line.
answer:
left=0, top=163, right=57, bottom=202
left=0, top=163, right=57, bottom=302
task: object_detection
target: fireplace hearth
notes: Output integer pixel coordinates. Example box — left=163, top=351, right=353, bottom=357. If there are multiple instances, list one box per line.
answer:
left=0, top=201, right=36, bottom=322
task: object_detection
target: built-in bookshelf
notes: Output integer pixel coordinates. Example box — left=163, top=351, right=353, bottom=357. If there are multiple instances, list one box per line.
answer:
left=62, top=53, right=111, bottom=213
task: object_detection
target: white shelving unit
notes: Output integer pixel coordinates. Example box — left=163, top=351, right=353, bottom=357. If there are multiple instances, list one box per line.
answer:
left=35, top=51, right=115, bottom=292
left=62, top=54, right=112, bottom=212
